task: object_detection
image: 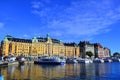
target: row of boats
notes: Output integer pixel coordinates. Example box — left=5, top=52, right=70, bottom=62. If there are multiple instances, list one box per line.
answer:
left=0, top=56, right=26, bottom=67
left=1, top=56, right=119, bottom=66
left=34, top=56, right=120, bottom=65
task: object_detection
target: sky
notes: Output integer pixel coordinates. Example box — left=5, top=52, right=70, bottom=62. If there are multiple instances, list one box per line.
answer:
left=0, top=0, right=120, bottom=55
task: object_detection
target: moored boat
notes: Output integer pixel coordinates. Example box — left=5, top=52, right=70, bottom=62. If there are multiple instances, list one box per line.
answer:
left=0, top=61, right=8, bottom=67
left=34, top=56, right=66, bottom=65
left=18, top=58, right=26, bottom=65
left=112, top=58, right=120, bottom=62
left=93, top=58, right=104, bottom=63
left=103, top=58, right=112, bottom=62
left=66, top=58, right=77, bottom=64
left=78, top=58, right=92, bottom=63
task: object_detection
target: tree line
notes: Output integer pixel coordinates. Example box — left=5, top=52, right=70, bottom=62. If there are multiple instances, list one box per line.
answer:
left=113, top=52, right=120, bottom=57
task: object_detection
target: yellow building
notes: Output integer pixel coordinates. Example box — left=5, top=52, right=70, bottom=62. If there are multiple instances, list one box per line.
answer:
left=0, top=34, right=80, bottom=58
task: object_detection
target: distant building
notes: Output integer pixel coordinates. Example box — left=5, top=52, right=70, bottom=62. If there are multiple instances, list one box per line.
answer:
left=79, top=41, right=111, bottom=58
left=103, top=47, right=111, bottom=58
left=94, top=43, right=104, bottom=58
left=94, top=43, right=111, bottom=58
left=79, top=41, right=95, bottom=58
left=64, top=42, right=79, bottom=57
left=0, top=34, right=80, bottom=58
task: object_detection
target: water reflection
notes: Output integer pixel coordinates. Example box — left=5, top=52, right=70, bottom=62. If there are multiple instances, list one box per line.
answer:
left=19, top=65, right=25, bottom=72
left=0, top=63, right=120, bottom=80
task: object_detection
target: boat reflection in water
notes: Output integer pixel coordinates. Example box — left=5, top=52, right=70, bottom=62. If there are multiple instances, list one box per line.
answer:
left=1, top=63, right=120, bottom=80
left=0, top=68, right=4, bottom=80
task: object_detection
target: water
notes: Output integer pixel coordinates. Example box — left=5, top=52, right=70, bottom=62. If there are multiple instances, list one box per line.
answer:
left=0, top=62, right=120, bottom=80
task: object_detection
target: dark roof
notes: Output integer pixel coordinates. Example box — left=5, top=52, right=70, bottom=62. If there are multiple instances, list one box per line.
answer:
left=52, top=39, right=60, bottom=44
left=9, top=38, right=32, bottom=43
left=7, top=36, right=32, bottom=43
left=3, top=35, right=63, bottom=44
left=37, top=37, right=47, bottom=42
left=64, top=42, right=77, bottom=46
left=37, top=37, right=61, bottom=44
left=79, top=41, right=95, bottom=46
left=94, top=43, right=103, bottom=48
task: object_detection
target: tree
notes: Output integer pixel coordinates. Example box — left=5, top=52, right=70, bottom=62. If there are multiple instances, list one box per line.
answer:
left=86, top=51, right=93, bottom=58
left=113, top=52, right=120, bottom=57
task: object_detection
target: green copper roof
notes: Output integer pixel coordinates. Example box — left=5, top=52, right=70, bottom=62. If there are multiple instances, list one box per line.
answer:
left=59, top=40, right=62, bottom=44
left=32, top=37, right=38, bottom=42
left=34, top=37, right=36, bottom=39
left=47, top=33, right=50, bottom=39
left=3, top=37, right=8, bottom=42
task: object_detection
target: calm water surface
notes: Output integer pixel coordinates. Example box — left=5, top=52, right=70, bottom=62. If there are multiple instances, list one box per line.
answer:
left=1, top=62, right=120, bottom=80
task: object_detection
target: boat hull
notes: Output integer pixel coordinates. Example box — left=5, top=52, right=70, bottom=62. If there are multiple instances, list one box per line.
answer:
left=0, top=62, right=8, bottom=67
left=19, top=61, right=25, bottom=65
left=34, top=61, right=65, bottom=65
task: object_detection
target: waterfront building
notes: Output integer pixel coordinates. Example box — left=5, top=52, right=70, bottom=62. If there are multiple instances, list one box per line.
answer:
left=94, top=43, right=104, bottom=58
left=94, top=43, right=111, bottom=58
left=103, top=47, right=111, bottom=57
left=79, top=41, right=111, bottom=58
left=79, top=41, right=95, bottom=58
left=0, top=34, right=80, bottom=58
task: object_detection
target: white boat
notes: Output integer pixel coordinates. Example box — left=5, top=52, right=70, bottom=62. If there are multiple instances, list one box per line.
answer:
left=93, top=58, right=104, bottom=63
left=78, top=59, right=92, bottom=63
left=103, top=58, right=112, bottom=62
left=18, top=57, right=26, bottom=65
left=112, top=58, right=120, bottom=62
left=34, top=56, right=66, bottom=65
left=66, top=58, right=78, bottom=64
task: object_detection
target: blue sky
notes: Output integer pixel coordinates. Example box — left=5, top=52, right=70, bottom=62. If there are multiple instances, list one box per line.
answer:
left=0, top=0, right=120, bottom=55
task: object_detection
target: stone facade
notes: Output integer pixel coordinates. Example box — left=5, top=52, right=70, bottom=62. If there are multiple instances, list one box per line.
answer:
left=79, top=41, right=94, bottom=58
left=94, top=43, right=111, bottom=58
left=0, top=35, right=80, bottom=58
left=0, top=35, right=111, bottom=58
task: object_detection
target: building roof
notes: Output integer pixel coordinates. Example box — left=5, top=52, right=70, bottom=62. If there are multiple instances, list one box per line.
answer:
left=51, top=38, right=61, bottom=44
left=94, top=43, right=103, bottom=48
left=8, top=37, right=32, bottom=43
left=3, top=35, right=62, bottom=44
left=37, top=37, right=47, bottom=42
left=64, top=42, right=78, bottom=46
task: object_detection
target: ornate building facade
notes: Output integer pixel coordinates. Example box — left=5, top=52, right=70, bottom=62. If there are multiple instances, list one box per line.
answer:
left=0, top=34, right=80, bottom=58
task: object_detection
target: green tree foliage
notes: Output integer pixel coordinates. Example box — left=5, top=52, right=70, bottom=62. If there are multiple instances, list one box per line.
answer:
left=86, top=51, right=93, bottom=58
left=113, top=52, right=120, bottom=57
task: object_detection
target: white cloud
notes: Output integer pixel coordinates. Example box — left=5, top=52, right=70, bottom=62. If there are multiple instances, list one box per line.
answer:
left=23, top=34, right=30, bottom=38
left=31, top=0, right=120, bottom=41
left=0, top=22, right=4, bottom=28
left=31, top=2, right=43, bottom=9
